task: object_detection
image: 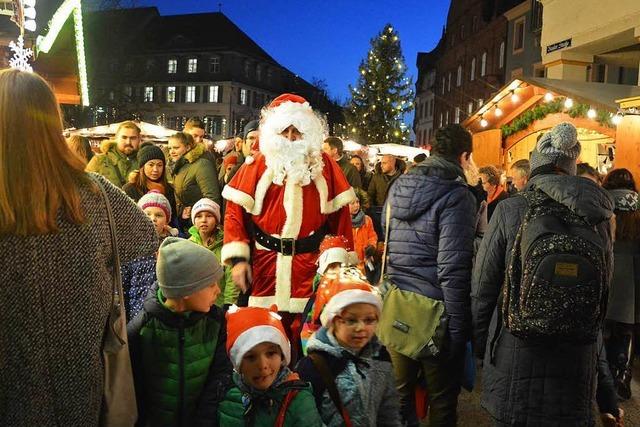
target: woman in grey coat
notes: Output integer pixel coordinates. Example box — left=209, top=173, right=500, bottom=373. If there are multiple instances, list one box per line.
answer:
left=472, top=123, right=618, bottom=426
left=0, top=70, right=157, bottom=426
left=602, top=168, right=640, bottom=400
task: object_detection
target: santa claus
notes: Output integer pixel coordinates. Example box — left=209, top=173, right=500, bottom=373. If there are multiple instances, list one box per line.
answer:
left=221, top=93, right=355, bottom=335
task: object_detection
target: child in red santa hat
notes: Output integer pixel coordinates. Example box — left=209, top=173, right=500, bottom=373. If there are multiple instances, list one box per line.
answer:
left=218, top=305, right=322, bottom=426
left=296, top=267, right=401, bottom=427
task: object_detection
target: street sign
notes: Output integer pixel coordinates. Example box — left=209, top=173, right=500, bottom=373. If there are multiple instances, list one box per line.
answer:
left=546, top=38, right=572, bottom=54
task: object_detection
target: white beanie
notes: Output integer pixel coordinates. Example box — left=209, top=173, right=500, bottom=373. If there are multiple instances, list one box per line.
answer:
left=191, top=198, right=221, bottom=224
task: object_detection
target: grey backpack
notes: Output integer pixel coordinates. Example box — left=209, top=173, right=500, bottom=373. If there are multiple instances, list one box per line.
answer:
left=502, top=189, right=607, bottom=343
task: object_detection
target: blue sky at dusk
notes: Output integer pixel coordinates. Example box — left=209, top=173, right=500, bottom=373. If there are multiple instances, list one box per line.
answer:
left=136, top=0, right=451, bottom=103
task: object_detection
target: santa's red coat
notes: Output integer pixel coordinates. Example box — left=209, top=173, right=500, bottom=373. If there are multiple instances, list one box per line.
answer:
left=221, top=152, right=355, bottom=313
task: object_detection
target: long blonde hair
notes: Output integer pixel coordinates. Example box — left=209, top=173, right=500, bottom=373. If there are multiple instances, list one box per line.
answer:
left=0, top=69, right=88, bottom=236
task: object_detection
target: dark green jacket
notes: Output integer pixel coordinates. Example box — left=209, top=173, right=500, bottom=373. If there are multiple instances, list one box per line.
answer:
left=127, top=286, right=233, bottom=427
left=218, top=371, right=322, bottom=427
left=86, top=140, right=138, bottom=188
left=367, top=166, right=403, bottom=207
left=172, top=143, right=222, bottom=214
left=337, top=155, right=362, bottom=189
left=188, top=227, right=239, bottom=306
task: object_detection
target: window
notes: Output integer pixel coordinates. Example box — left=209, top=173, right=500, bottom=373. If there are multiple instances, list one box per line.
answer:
left=124, top=86, right=132, bottom=98
left=244, top=61, right=250, bottom=78
left=481, top=52, right=487, bottom=76
left=441, top=77, right=445, bottom=95
left=267, top=68, right=273, bottom=83
left=430, top=99, right=434, bottom=116
left=472, top=16, right=479, bottom=32
left=499, top=41, right=505, bottom=68
left=439, top=113, right=443, bottom=128
left=167, top=86, right=176, bottom=103
left=239, top=88, right=248, bottom=105
left=145, top=59, right=154, bottom=72
left=188, top=58, right=198, bottom=73
left=209, top=85, right=220, bottom=103
left=470, top=57, right=476, bottom=81
left=125, top=61, right=133, bottom=73
left=144, top=86, right=154, bottom=102
left=445, top=110, right=449, bottom=125
left=460, top=24, right=465, bottom=40
left=209, top=57, right=220, bottom=73
left=513, top=17, right=525, bottom=53
left=109, top=90, right=115, bottom=101
left=468, top=102, right=474, bottom=115
left=477, top=99, right=484, bottom=109
left=256, top=65, right=262, bottom=81
left=455, top=107, right=461, bottom=124
left=167, top=59, right=177, bottom=74
left=531, top=1, right=543, bottom=32
left=186, top=86, right=196, bottom=103
left=447, top=72, right=451, bottom=92
left=592, top=63, right=607, bottom=83
left=456, top=65, right=462, bottom=87
left=205, top=116, right=223, bottom=135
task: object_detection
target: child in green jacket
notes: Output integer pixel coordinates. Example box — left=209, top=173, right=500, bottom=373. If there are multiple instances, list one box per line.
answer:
left=127, top=237, right=233, bottom=427
left=217, top=306, right=323, bottom=427
left=189, top=198, right=239, bottom=307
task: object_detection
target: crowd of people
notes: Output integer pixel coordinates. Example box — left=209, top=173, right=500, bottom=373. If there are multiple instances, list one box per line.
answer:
left=0, top=67, right=635, bottom=427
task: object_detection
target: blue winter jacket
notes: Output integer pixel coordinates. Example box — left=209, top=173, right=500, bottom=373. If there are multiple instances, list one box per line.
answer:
left=383, top=156, right=477, bottom=348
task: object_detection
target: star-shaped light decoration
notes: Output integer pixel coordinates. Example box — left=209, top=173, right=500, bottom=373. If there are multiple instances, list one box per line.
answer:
left=9, top=35, right=34, bottom=72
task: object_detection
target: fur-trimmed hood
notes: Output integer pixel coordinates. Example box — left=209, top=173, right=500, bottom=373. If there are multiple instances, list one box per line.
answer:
left=100, top=139, right=118, bottom=154
left=183, top=142, right=207, bottom=164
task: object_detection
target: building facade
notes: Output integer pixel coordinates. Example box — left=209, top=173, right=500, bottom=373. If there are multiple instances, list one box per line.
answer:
left=539, top=0, right=640, bottom=86
left=504, top=0, right=544, bottom=79
left=413, top=49, right=440, bottom=147
left=414, top=0, right=525, bottom=136
left=85, top=7, right=341, bottom=137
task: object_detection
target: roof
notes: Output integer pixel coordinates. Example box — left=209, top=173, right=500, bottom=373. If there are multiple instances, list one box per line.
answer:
left=85, top=7, right=279, bottom=65
left=463, top=77, right=640, bottom=132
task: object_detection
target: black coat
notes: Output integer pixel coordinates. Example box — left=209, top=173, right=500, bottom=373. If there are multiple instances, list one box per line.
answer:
left=472, top=174, right=614, bottom=426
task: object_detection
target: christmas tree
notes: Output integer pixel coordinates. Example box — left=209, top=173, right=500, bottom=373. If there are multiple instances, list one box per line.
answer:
left=346, top=24, right=413, bottom=145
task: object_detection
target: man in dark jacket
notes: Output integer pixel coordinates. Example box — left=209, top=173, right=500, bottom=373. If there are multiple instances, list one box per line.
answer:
left=322, top=136, right=362, bottom=189
left=368, top=154, right=403, bottom=241
left=383, top=124, right=477, bottom=427
left=472, top=123, right=618, bottom=426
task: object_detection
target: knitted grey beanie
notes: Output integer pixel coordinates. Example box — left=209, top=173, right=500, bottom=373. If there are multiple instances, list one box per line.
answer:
left=529, top=122, right=581, bottom=176
left=156, top=237, right=224, bottom=298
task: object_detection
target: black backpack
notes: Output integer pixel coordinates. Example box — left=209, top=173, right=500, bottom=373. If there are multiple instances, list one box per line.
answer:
left=502, top=189, right=607, bottom=343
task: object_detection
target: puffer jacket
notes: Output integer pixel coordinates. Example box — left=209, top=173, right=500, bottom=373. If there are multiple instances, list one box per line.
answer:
left=172, top=143, right=222, bottom=215
left=188, top=227, right=239, bottom=306
left=471, top=174, right=614, bottom=426
left=296, top=327, right=402, bottom=427
left=86, top=140, right=139, bottom=188
left=218, top=369, right=322, bottom=427
left=127, top=286, right=233, bottom=427
left=383, top=156, right=476, bottom=349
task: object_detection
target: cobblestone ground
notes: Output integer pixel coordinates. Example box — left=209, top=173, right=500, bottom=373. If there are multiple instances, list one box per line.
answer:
left=424, top=361, right=640, bottom=426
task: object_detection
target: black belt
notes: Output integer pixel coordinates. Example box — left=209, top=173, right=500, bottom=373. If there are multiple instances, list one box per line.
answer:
left=250, top=221, right=329, bottom=256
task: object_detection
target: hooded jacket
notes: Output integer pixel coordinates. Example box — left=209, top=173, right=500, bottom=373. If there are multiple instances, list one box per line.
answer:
left=188, top=227, right=239, bottom=307
left=218, top=369, right=322, bottom=427
left=172, top=143, right=222, bottom=213
left=471, top=174, right=614, bottom=426
left=86, top=140, right=139, bottom=188
left=127, top=286, right=233, bottom=427
left=296, top=327, right=402, bottom=427
left=383, top=156, right=477, bottom=349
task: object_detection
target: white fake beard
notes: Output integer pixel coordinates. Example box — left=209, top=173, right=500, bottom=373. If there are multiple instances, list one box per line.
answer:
left=261, top=134, right=324, bottom=186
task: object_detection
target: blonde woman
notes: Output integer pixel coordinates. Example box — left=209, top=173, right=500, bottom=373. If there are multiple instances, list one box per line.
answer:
left=0, top=69, right=157, bottom=425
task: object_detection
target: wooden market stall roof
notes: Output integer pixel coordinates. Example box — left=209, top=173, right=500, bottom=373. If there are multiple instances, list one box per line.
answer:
left=463, top=77, right=640, bottom=134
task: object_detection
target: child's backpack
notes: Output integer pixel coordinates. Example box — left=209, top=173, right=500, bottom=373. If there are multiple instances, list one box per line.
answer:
left=502, top=189, right=607, bottom=343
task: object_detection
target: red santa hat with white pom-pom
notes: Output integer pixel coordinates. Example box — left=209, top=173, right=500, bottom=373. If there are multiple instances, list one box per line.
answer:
left=225, top=304, right=291, bottom=369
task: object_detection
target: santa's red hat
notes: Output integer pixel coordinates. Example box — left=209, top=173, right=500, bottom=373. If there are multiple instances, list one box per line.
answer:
left=313, top=267, right=382, bottom=326
left=317, top=235, right=350, bottom=274
left=225, top=305, right=291, bottom=369
left=269, top=93, right=308, bottom=109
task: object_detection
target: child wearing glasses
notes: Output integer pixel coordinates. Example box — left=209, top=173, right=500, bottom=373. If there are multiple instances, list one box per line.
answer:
left=296, top=267, right=401, bottom=427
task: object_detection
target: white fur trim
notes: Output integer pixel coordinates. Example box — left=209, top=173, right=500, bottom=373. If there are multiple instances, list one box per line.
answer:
left=222, top=185, right=255, bottom=213
left=221, top=241, right=250, bottom=264
left=245, top=156, right=255, bottom=165
left=250, top=169, right=275, bottom=216
left=317, top=247, right=350, bottom=274
left=314, top=176, right=357, bottom=214
left=230, top=325, right=291, bottom=369
left=320, top=289, right=383, bottom=327
left=249, top=295, right=310, bottom=313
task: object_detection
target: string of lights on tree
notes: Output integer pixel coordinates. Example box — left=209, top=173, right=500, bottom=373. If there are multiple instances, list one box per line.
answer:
left=345, top=24, right=414, bottom=145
